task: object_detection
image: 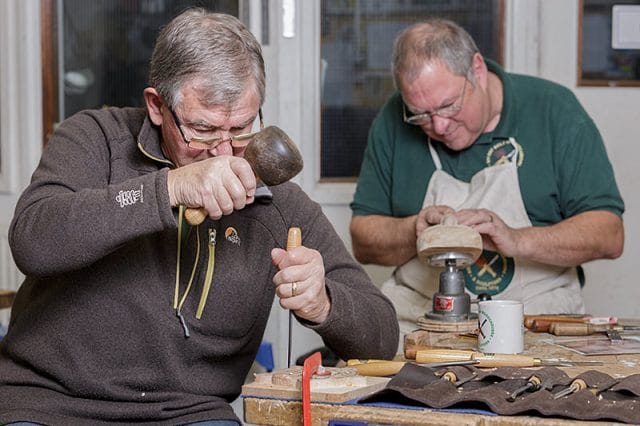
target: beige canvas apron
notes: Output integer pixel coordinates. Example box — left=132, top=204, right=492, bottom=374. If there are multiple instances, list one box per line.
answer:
left=381, top=138, right=584, bottom=346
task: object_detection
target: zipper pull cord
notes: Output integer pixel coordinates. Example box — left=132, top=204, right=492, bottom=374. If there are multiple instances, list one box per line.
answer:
left=196, top=228, right=217, bottom=319
left=174, top=205, right=198, bottom=338
left=174, top=206, right=185, bottom=310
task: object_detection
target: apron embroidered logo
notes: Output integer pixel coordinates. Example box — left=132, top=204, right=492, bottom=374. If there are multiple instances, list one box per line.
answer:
left=115, top=184, right=144, bottom=207
left=224, top=227, right=241, bottom=245
left=485, top=139, right=524, bottom=167
left=464, top=250, right=514, bottom=295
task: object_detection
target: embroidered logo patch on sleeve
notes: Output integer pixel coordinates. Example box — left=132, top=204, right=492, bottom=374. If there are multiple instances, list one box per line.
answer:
left=116, top=184, right=144, bottom=207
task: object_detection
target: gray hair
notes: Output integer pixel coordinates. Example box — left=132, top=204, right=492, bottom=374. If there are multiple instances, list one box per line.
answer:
left=149, top=8, right=265, bottom=110
left=391, top=18, right=479, bottom=89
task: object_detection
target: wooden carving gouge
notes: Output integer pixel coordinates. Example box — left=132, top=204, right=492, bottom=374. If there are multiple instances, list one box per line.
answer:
left=441, top=370, right=478, bottom=387
left=286, top=227, right=302, bottom=368
left=552, top=378, right=616, bottom=399
left=550, top=322, right=640, bottom=336
left=525, top=315, right=619, bottom=333
left=346, top=358, right=479, bottom=377
left=524, top=315, right=592, bottom=333
left=415, top=349, right=604, bottom=368
left=524, top=314, right=591, bottom=329
left=507, top=374, right=542, bottom=401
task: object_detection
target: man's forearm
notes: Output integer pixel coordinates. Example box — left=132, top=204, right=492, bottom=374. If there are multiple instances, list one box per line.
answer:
left=350, top=215, right=418, bottom=266
left=514, top=211, right=624, bottom=267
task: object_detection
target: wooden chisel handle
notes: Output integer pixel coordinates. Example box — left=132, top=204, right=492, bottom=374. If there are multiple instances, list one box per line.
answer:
left=550, top=322, right=616, bottom=336
left=287, top=227, right=302, bottom=250
left=184, top=179, right=265, bottom=225
left=527, top=320, right=557, bottom=333
left=524, top=315, right=588, bottom=330
left=345, top=359, right=478, bottom=377
left=416, top=349, right=537, bottom=368
left=185, top=207, right=208, bottom=226
left=405, top=345, right=429, bottom=360
left=346, top=360, right=407, bottom=377
left=286, top=228, right=302, bottom=369
left=0, top=289, right=16, bottom=309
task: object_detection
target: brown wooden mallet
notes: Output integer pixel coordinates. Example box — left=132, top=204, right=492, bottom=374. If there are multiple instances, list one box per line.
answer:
left=184, top=126, right=303, bottom=225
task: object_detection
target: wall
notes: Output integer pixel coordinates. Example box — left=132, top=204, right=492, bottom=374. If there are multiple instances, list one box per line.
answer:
left=538, top=0, right=639, bottom=317
left=0, top=0, right=42, bottom=326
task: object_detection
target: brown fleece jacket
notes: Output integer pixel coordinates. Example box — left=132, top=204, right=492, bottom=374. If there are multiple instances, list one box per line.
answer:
left=0, top=107, right=398, bottom=425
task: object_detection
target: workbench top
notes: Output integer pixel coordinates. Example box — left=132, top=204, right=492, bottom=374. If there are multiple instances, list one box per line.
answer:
left=242, top=328, right=640, bottom=425
left=523, top=329, right=640, bottom=378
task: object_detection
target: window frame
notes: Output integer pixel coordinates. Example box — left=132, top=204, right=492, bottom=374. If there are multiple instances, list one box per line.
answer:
left=284, top=1, right=513, bottom=204
left=577, top=0, right=640, bottom=87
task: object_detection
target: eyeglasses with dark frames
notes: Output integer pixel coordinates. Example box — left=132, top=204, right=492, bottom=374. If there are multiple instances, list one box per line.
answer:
left=167, top=106, right=264, bottom=150
left=403, top=76, right=469, bottom=126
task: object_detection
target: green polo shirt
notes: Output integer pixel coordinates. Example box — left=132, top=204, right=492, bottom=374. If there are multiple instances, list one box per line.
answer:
left=351, top=60, right=624, bottom=226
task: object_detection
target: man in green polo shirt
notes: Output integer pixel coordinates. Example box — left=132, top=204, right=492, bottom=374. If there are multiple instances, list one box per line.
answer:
left=350, top=18, right=625, bottom=346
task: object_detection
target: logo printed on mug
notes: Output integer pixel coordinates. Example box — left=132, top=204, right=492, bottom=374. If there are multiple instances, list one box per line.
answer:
left=478, top=311, right=495, bottom=348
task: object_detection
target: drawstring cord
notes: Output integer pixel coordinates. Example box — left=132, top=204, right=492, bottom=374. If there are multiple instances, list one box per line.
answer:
left=174, top=205, right=200, bottom=338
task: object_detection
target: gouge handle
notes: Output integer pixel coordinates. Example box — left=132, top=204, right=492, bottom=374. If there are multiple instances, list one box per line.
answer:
left=527, top=319, right=556, bottom=333
left=416, top=349, right=537, bottom=368
left=0, top=289, right=16, bottom=310
left=442, top=371, right=458, bottom=382
left=347, top=360, right=407, bottom=377
left=524, top=315, right=588, bottom=329
left=184, top=178, right=265, bottom=226
left=285, top=227, right=301, bottom=368
left=549, top=322, right=611, bottom=336
left=287, top=227, right=302, bottom=250
left=415, top=349, right=472, bottom=363
left=185, top=207, right=208, bottom=226
left=552, top=378, right=587, bottom=399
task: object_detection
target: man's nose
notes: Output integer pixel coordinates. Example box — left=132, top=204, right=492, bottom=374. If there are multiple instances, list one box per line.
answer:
left=209, top=138, right=233, bottom=156
left=430, top=115, right=451, bottom=135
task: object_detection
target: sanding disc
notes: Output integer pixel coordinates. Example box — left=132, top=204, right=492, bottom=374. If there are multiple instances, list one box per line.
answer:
left=416, top=316, right=478, bottom=333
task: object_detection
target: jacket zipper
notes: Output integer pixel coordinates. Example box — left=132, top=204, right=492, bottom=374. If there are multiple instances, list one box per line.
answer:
left=196, top=228, right=216, bottom=319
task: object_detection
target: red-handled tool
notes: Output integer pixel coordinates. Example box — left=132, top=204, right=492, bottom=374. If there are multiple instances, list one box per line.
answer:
left=302, top=351, right=330, bottom=426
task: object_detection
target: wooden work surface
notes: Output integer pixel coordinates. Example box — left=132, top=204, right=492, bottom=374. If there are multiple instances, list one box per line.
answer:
left=242, top=366, right=389, bottom=403
left=242, top=328, right=640, bottom=425
left=243, top=398, right=628, bottom=426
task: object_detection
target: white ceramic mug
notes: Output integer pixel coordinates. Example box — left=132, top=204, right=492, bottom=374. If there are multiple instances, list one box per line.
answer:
left=477, top=300, right=524, bottom=354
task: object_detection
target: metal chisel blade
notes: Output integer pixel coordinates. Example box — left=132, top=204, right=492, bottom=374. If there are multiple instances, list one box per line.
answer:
left=539, top=358, right=604, bottom=367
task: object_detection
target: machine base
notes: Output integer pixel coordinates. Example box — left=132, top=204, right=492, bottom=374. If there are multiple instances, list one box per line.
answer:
left=417, top=314, right=478, bottom=333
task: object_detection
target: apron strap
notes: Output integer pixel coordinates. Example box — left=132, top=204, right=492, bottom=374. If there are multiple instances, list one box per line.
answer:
left=427, top=139, right=442, bottom=170
left=508, top=137, right=519, bottom=164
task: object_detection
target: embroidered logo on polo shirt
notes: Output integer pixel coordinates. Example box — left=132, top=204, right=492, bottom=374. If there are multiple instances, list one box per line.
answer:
left=224, top=227, right=241, bottom=245
left=116, top=184, right=144, bottom=207
left=485, top=139, right=524, bottom=167
left=464, top=250, right=514, bottom=295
